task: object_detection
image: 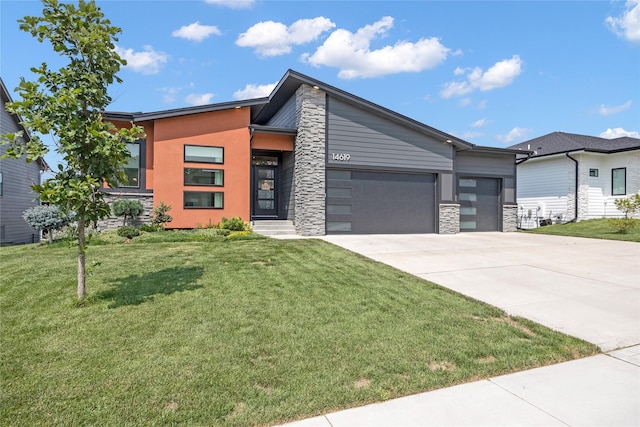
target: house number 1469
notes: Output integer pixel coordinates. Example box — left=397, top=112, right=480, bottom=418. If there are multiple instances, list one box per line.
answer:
left=331, top=153, right=351, bottom=161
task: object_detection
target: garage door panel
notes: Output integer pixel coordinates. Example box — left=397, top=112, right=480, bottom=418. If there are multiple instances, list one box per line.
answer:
left=459, top=177, right=500, bottom=232
left=327, top=170, right=435, bottom=234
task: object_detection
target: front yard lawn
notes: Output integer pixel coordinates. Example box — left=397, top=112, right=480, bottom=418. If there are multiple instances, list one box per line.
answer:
left=524, top=218, right=640, bottom=242
left=0, top=239, right=598, bottom=426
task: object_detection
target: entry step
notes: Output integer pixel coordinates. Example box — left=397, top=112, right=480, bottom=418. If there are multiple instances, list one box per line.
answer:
left=252, top=220, right=297, bottom=236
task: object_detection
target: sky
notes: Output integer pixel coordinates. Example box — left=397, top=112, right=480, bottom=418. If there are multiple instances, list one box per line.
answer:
left=1, top=0, right=639, bottom=170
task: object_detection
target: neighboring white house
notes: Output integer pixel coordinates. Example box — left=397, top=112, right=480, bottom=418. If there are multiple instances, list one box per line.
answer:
left=509, top=132, right=640, bottom=229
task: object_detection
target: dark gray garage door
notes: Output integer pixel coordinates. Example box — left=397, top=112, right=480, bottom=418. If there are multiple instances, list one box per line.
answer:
left=458, top=177, right=500, bottom=232
left=326, top=170, right=436, bottom=234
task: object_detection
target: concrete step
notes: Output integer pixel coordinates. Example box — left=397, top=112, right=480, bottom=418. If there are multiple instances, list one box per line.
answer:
left=252, top=220, right=297, bottom=236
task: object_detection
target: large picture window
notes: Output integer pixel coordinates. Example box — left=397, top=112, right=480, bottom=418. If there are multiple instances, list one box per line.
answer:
left=121, top=143, right=140, bottom=188
left=184, top=191, right=223, bottom=209
left=612, top=168, right=626, bottom=195
left=184, top=145, right=223, bottom=164
left=184, top=168, right=223, bottom=186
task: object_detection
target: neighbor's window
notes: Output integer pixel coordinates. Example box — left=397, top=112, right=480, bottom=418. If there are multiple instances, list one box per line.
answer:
left=184, top=168, right=223, bottom=186
left=184, top=191, right=223, bottom=209
left=612, top=168, right=626, bottom=195
left=589, top=168, right=599, bottom=177
left=120, top=143, right=140, bottom=188
left=184, top=145, right=223, bottom=164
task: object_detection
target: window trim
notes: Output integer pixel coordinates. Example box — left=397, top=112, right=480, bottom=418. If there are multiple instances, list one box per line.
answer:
left=183, top=168, right=224, bottom=187
left=589, top=168, right=598, bottom=177
left=184, top=145, right=224, bottom=164
left=612, top=167, right=626, bottom=196
left=183, top=191, right=224, bottom=209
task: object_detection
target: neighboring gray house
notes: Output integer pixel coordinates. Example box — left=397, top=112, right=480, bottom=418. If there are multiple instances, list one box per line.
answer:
left=0, top=77, right=47, bottom=244
left=509, top=132, right=640, bottom=228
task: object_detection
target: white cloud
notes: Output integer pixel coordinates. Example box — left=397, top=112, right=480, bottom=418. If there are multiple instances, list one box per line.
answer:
left=472, top=118, right=491, bottom=128
left=461, top=131, right=484, bottom=140
left=440, top=55, right=523, bottom=98
left=600, top=127, right=640, bottom=139
left=236, top=17, right=335, bottom=57
left=116, top=45, right=168, bottom=75
left=302, top=16, right=450, bottom=79
left=496, top=127, right=531, bottom=144
left=172, top=22, right=221, bottom=42
left=597, top=100, right=632, bottom=116
left=605, top=0, right=640, bottom=42
left=232, top=82, right=277, bottom=100
left=205, top=0, right=255, bottom=9
left=185, top=93, right=215, bottom=106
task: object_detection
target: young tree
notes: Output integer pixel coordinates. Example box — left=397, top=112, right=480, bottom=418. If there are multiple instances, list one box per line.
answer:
left=1, top=0, right=144, bottom=300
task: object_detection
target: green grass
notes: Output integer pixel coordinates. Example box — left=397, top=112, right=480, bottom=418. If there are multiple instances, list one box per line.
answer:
left=524, top=218, right=640, bottom=242
left=1, top=239, right=598, bottom=426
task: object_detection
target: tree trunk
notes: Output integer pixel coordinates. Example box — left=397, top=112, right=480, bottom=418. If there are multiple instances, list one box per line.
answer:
left=77, top=218, right=86, bottom=300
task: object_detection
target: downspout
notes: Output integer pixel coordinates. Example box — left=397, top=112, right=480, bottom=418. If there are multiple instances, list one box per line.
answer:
left=566, top=152, right=578, bottom=222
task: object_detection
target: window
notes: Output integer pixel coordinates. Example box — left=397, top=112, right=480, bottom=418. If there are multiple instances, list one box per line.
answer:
left=327, top=187, right=352, bottom=198
left=184, top=145, right=223, bottom=164
left=0, top=172, right=3, bottom=196
left=184, top=191, right=223, bottom=209
left=184, top=168, right=223, bottom=186
left=612, top=168, right=626, bottom=195
left=120, top=143, right=140, bottom=188
left=589, top=168, right=599, bottom=177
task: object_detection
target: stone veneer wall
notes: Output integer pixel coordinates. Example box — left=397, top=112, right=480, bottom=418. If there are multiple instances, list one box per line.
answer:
left=95, top=192, right=154, bottom=231
left=502, top=204, right=518, bottom=232
left=438, top=203, right=459, bottom=234
left=293, top=84, right=326, bottom=236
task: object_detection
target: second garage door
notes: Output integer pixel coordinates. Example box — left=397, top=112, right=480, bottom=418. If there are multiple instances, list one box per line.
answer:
left=326, top=170, right=436, bottom=234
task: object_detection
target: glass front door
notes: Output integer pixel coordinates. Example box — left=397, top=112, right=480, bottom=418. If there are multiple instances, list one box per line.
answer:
left=252, top=155, right=279, bottom=217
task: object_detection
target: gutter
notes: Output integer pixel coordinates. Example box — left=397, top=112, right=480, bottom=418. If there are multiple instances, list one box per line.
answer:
left=565, top=152, right=579, bottom=222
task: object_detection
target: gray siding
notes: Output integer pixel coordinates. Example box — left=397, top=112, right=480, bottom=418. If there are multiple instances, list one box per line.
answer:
left=456, top=151, right=517, bottom=204
left=267, top=94, right=296, bottom=128
left=280, top=151, right=295, bottom=220
left=327, top=97, right=454, bottom=171
left=1, top=101, right=42, bottom=245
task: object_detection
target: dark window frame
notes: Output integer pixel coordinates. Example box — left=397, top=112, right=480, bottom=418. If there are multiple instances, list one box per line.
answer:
left=589, top=168, right=598, bottom=177
left=183, top=191, right=224, bottom=209
left=612, top=168, right=626, bottom=196
left=184, top=145, right=224, bottom=164
left=0, top=171, right=3, bottom=196
left=184, top=168, right=224, bottom=187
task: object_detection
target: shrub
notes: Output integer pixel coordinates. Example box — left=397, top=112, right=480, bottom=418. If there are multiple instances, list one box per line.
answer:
left=22, top=205, right=69, bottom=243
left=220, top=216, right=248, bottom=232
left=609, top=218, right=639, bottom=234
left=140, top=223, right=162, bottom=232
left=613, top=194, right=640, bottom=219
left=610, top=194, right=640, bottom=234
left=117, top=226, right=141, bottom=239
left=152, top=202, right=172, bottom=228
left=112, top=199, right=144, bottom=226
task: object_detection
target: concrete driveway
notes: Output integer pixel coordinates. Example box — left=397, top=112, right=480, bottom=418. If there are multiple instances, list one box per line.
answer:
left=322, top=232, right=640, bottom=352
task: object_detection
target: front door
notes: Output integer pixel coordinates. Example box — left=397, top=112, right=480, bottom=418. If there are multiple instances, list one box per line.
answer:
left=253, top=163, right=278, bottom=217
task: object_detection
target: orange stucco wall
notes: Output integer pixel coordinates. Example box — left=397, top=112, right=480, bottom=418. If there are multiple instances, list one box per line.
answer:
left=251, top=132, right=294, bottom=151
left=152, top=107, right=251, bottom=228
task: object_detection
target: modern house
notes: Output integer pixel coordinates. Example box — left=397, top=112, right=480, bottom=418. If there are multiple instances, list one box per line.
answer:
left=0, top=77, right=48, bottom=244
left=509, top=132, right=640, bottom=229
left=104, top=69, right=522, bottom=235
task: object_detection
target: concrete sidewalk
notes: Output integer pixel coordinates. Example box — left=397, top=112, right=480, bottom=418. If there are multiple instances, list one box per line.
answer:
left=277, top=233, right=640, bottom=427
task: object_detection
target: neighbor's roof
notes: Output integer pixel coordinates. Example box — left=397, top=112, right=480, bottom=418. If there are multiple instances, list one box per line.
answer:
left=509, top=131, right=640, bottom=158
